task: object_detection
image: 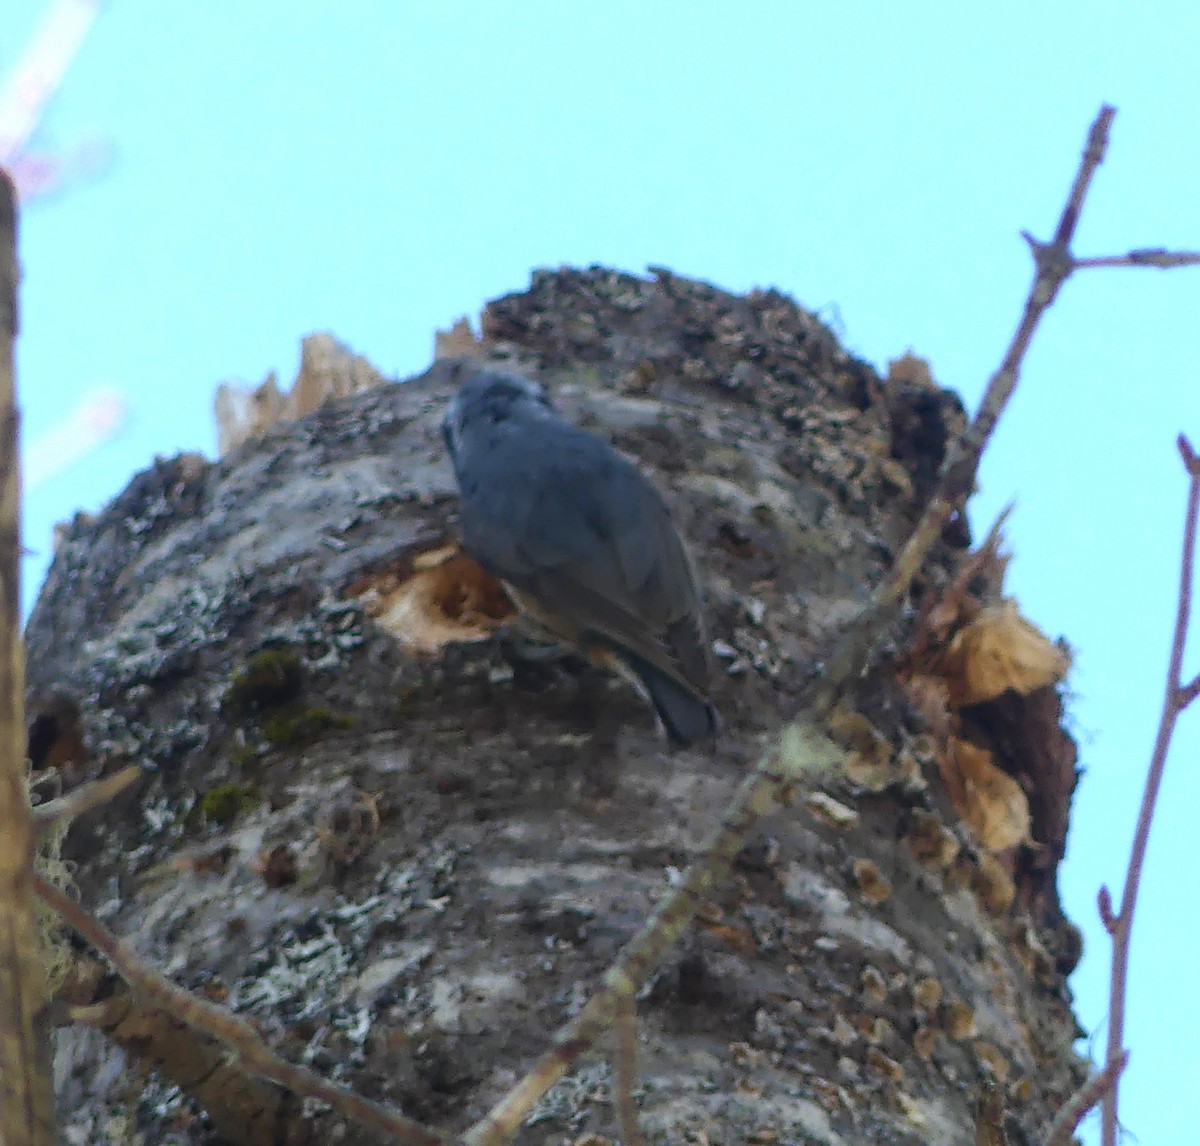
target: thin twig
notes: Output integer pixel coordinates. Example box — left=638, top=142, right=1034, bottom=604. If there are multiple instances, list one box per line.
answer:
left=1180, top=671, right=1200, bottom=706
left=0, top=166, right=58, bottom=1145
left=53, top=952, right=297, bottom=1142
left=34, top=873, right=446, bottom=1146
left=1096, top=885, right=1117, bottom=935
left=32, top=765, right=141, bottom=833
left=1054, top=104, right=1113, bottom=246
left=462, top=725, right=827, bottom=1145
left=611, top=983, right=644, bottom=1146
left=816, top=106, right=1116, bottom=704
left=1074, top=248, right=1200, bottom=270
left=1099, top=434, right=1200, bottom=1145
left=1045, top=1052, right=1128, bottom=1146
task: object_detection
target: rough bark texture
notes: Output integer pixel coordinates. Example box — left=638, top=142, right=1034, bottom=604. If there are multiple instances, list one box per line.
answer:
left=28, top=267, right=1085, bottom=1144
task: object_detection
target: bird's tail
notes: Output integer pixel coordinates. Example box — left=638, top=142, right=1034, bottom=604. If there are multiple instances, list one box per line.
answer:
left=622, top=652, right=719, bottom=748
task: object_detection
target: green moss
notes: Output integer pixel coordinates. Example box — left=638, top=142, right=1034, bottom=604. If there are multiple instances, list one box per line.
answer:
left=201, top=783, right=260, bottom=825
left=261, top=704, right=353, bottom=748
left=225, top=650, right=304, bottom=714
left=572, top=365, right=606, bottom=389
left=229, top=741, right=263, bottom=769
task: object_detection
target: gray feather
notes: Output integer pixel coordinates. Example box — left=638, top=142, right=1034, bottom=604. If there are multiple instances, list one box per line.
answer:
left=444, top=368, right=717, bottom=745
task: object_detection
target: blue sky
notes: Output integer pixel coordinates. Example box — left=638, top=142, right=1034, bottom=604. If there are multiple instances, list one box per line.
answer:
left=6, top=3, right=1199, bottom=1142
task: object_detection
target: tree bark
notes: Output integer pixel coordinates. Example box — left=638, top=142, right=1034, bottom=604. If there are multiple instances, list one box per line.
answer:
left=28, top=267, right=1085, bottom=1143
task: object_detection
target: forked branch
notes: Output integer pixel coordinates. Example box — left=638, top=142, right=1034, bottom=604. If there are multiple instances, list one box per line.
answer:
left=1088, top=435, right=1200, bottom=1145
left=32, top=764, right=141, bottom=834
left=35, top=873, right=447, bottom=1146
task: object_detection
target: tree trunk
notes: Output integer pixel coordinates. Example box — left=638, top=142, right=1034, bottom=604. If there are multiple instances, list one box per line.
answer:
left=28, top=266, right=1086, bottom=1144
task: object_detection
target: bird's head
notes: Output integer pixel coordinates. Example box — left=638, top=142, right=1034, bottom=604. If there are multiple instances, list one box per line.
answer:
left=443, top=368, right=554, bottom=460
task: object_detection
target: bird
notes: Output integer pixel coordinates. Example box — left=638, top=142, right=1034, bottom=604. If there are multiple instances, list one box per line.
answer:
left=442, top=366, right=718, bottom=747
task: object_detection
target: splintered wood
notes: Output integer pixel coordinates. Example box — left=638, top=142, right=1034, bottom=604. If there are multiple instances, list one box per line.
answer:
left=347, top=544, right=514, bottom=654
left=214, top=332, right=388, bottom=456
left=900, top=519, right=1070, bottom=855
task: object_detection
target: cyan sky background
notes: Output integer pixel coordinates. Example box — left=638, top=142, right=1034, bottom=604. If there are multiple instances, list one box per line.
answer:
left=6, top=3, right=1198, bottom=1142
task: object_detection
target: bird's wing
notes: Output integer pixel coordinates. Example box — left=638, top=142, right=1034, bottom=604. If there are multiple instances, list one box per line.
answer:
left=452, top=409, right=712, bottom=698
left=489, top=443, right=712, bottom=699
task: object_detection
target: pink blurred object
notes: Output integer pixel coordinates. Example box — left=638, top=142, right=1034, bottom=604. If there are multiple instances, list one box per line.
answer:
left=25, top=387, right=129, bottom=491
left=0, top=0, right=107, bottom=201
left=1, top=5, right=128, bottom=512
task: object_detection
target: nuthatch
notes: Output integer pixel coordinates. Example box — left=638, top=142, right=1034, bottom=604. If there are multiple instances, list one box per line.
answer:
left=443, top=367, right=718, bottom=746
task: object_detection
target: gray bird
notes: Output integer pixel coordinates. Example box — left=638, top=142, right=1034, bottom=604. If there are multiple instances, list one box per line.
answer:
left=442, top=367, right=718, bottom=746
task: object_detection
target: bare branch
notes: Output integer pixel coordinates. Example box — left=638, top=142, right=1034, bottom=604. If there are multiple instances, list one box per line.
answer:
left=1044, top=1052, right=1128, bottom=1146
left=1097, top=885, right=1117, bottom=935
left=0, top=166, right=58, bottom=1145
left=1100, top=435, right=1200, bottom=1144
left=1053, top=104, right=1115, bottom=246
left=1074, top=248, right=1200, bottom=270
left=1179, top=675, right=1200, bottom=708
left=1179, top=432, right=1200, bottom=474
left=58, top=953, right=300, bottom=1144
left=817, top=105, right=1116, bottom=702
left=32, top=765, right=142, bottom=833
left=34, top=873, right=446, bottom=1146
left=611, top=984, right=644, bottom=1146
left=462, top=726, right=829, bottom=1144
